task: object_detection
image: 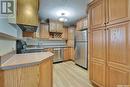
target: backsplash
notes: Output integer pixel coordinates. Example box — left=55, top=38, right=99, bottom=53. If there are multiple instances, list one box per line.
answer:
left=23, top=37, right=66, bottom=46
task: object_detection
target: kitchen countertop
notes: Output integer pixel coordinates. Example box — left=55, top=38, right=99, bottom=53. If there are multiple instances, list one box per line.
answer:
left=0, top=52, right=54, bottom=70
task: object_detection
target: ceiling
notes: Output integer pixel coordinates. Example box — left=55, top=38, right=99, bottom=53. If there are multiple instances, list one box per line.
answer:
left=39, top=0, right=90, bottom=26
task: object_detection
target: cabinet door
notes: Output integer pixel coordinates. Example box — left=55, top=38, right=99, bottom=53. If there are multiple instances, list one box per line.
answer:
left=56, top=22, right=64, bottom=33
left=107, top=66, right=130, bottom=87
left=69, top=48, right=75, bottom=60
left=107, top=22, right=130, bottom=69
left=91, top=0, right=105, bottom=29
left=92, top=61, right=106, bottom=87
left=62, top=28, right=68, bottom=39
left=40, top=24, right=49, bottom=39
left=107, top=0, right=130, bottom=25
left=107, top=22, right=130, bottom=87
left=76, top=20, right=82, bottom=30
left=64, top=48, right=69, bottom=61
left=83, top=18, right=88, bottom=29
left=49, top=22, right=57, bottom=32
left=68, top=27, right=75, bottom=40
left=92, top=29, right=106, bottom=61
left=67, top=40, right=74, bottom=47
left=39, top=59, right=53, bottom=87
left=76, top=22, right=79, bottom=30
left=91, top=28, right=106, bottom=87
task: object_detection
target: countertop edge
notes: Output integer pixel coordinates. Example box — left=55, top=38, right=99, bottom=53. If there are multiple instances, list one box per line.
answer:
left=0, top=52, right=54, bottom=70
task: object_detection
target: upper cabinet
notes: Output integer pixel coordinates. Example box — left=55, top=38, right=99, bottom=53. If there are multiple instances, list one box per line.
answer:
left=76, top=17, right=88, bottom=30
left=56, top=22, right=64, bottom=32
left=49, top=20, right=64, bottom=33
left=68, top=27, right=75, bottom=40
left=62, top=27, right=68, bottom=40
left=40, top=23, right=49, bottom=39
left=106, top=0, right=130, bottom=25
left=76, top=20, right=82, bottom=30
left=83, top=17, right=88, bottom=29
left=8, top=0, right=39, bottom=26
left=49, top=20, right=57, bottom=32
left=89, top=0, right=105, bottom=29
left=88, top=0, right=130, bottom=28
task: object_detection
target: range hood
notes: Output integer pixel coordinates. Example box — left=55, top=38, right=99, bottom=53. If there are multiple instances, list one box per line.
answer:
left=18, top=24, right=38, bottom=32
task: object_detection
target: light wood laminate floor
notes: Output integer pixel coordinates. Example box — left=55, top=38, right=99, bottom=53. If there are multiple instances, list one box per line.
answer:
left=53, top=61, right=93, bottom=87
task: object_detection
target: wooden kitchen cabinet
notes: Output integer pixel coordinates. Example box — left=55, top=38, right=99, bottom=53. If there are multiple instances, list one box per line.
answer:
left=92, top=28, right=106, bottom=61
left=82, top=17, right=88, bottom=29
left=49, top=20, right=64, bottom=33
left=91, top=61, right=105, bottom=87
left=67, top=40, right=74, bottom=47
left=107, top=67, right=130, bottom=87
left=89, top=0, right=105, bottom=29
left=49, top=20, right=57, bottom=32
left=76, top=17, right=88, bottom=30
left=106, top=0, right=130, bottom=25
left=68, top=27, right=75, bottom=40
left=88, top=0, right=130, bottom=86
left=64, top=48, right=75, bottom=61
left=8, top=0, right=39, bottom=26
left=76, top=20, right=83, bottom=30
left=0, top=58, right=53, bottom=87
left=64, top=48, right=70, bottom=61
left=62, top=28, right=68, bottom=39
left=91, top=28, right=106, bottom=87
left=23, top=32, right=35, bottom=37
left=40, top=23, right=49, bottom=39
left=106, top=22, right=130, bottom=87
left=57, top=22, right=64, bottom=33
left=69, top=48, right=75, bottom=60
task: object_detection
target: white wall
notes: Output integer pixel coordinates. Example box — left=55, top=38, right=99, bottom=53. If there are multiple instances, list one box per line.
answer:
left=0, top=19, right=18, bottom=37
left=0, top=18, right=23, bottom=56
left=0, top=37, right=16, bottom=56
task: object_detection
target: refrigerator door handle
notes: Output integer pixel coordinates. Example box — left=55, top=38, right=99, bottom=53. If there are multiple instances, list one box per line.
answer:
left=75, top=44, right=80, bottom=59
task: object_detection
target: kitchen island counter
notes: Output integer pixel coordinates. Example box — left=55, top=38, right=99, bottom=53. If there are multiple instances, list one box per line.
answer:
left=0, top=52, right=54, bottom=70
left=0, top=52, right=54, bottom=87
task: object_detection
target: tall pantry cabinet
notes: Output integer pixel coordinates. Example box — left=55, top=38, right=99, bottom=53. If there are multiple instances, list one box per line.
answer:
left=88, top=0, right=130, bottom=87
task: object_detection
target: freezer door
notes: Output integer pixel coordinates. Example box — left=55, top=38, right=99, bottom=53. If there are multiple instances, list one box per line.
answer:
left=75, top=42, right=88, bottom=68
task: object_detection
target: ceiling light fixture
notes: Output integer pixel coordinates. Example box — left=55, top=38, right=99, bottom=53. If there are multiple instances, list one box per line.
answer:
left=59, top=17, right=68, bottom=22
left=56, top=10, right=70, bottom=17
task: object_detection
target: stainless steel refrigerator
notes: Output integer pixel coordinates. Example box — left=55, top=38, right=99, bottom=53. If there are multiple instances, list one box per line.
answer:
left=75, top=29, right=88, bottom=69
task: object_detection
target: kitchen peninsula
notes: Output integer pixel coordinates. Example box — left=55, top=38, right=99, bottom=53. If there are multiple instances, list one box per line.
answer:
left=0, top=52, right=54, bottom=87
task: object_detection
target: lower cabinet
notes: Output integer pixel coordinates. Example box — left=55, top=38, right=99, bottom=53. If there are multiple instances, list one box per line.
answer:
left=107, top=66, right=130, bottom=87
left=0, top=58, right=53, bottom=87
left=64, top=48, right=70, bottom=61
left=91, top=61, right=106, bottom=87
left=106, top=22, right=130, bottom=87
left=90, top=22, right=130, bottom=87
left=91, top=28, right=106, bottom=87
left=69, top=48, right=75, bottom=60
left=64, top=48, right=75, bottom=61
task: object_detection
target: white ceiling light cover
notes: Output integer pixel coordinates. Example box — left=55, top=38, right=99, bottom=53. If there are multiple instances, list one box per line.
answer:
left=59, top=17, right=68, bottom=22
